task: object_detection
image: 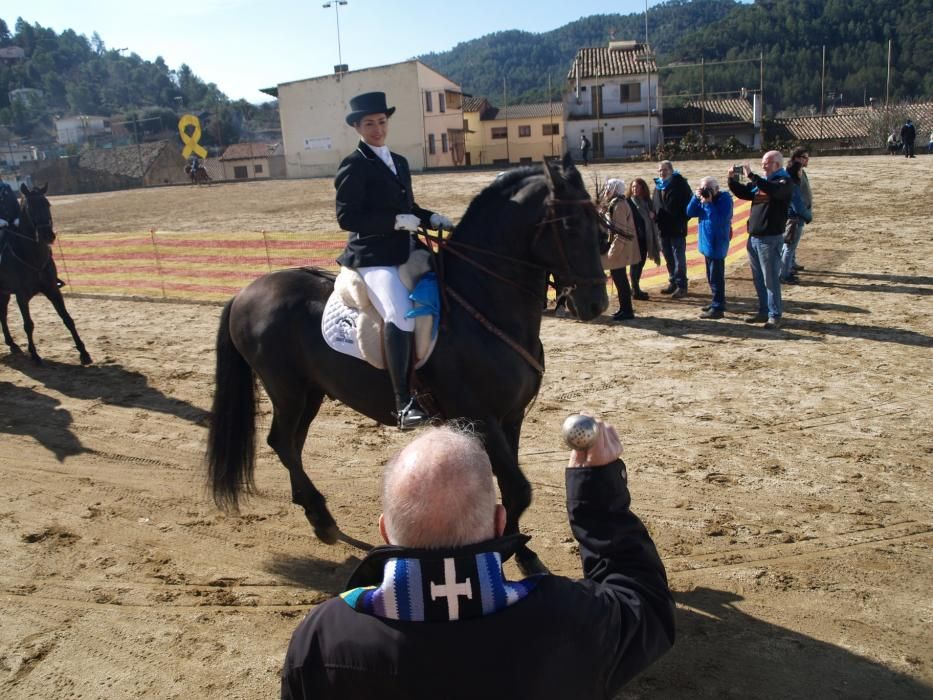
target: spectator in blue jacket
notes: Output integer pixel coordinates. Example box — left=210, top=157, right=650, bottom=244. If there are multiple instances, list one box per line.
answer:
left=687, top=177, right=733, bottom=319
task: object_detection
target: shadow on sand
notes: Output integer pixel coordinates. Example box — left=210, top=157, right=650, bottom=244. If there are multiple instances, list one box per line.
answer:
left=2, top=355, right=209, bottom=425
left=626, top=587, right=930, bottom=699
left=0, top=379, right=86, bottom=461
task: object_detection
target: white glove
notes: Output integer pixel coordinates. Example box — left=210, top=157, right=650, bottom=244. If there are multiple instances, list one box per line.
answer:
left=0, top=218, right=7, bottom=227
left=430, top=213, right=454, bottom=231
left=394, top=214, right=421, bottom=232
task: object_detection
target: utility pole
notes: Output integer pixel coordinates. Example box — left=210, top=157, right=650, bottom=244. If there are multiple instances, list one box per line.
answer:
left=503, top=78, right=510, bottom=164
left=323, top=1, right=349, bottom=73
left=132, top=116, right=145, bottom=185
left=885, top=39, right=892, bottom=106
left=548, top=73, right=554, bottom=157
left=700, top=57, right=705, bottom=144
left=820, top=45, right=826, bottom=139
left=759, top=52, right=765, bottom=150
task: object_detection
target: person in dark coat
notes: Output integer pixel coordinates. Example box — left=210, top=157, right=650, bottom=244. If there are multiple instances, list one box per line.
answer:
left=580, top=134, right=591, bottom=166
left=900, top=119, right=917, bottom=158
left=652, top=160, right=692, bottom=298
left=728, top=151, right=794, bottom=330
left=280, top=419, right=675, bottom=700
left=335, top=91, right=453, bottom=430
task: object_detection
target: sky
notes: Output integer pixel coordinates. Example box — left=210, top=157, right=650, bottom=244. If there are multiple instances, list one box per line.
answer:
left=5, top=1, right=662, bottom=103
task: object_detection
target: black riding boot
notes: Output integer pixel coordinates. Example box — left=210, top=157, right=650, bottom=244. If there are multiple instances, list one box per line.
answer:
left=384, top=323, right=430, bottom=430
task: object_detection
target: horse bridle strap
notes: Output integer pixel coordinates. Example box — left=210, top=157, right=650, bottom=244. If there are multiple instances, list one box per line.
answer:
left=445, top=286, right=544, bottom=376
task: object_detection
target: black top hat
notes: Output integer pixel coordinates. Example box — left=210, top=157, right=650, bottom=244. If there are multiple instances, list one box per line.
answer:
left=346, top=92, right=396, bottom=126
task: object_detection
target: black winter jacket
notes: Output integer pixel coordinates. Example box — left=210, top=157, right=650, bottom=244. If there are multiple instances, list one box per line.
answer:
left=334, top=141, right=435, bottom=269
left=652, top=172, right=692, bottom=239
left=728, top=170, right=793, bottom=237
left=281, top=462, right=675, bottom=700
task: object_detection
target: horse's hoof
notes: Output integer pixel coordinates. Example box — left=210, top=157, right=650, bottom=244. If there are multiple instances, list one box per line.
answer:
left=80, top=353, right=92, bottom=365
left=517, top=554, right=550, bottom=577
left=8, top=344, right=22, bottom=354
left=314, top=523, right=340, bottom=545
left=30, top=355, right=43, bottom=366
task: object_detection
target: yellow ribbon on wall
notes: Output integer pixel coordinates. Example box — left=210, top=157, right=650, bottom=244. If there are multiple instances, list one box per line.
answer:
left=178, top=114, right=208, bottom=159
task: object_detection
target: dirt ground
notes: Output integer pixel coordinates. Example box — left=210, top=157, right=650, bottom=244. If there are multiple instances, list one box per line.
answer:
left=1, top=155, right=931, bottom=699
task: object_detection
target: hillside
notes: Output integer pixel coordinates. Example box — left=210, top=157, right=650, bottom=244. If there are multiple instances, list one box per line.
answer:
left=419, top=0, right=932, bottom=113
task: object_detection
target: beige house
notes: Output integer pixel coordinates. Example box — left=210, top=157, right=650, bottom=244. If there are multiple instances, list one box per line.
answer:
left=565, top=40, right=661, bottom=159
left=463, top=97, right=564, bottom=166
left=267, top=60, right=464, bottom=178
left=218, top=142, right=286, bottom=180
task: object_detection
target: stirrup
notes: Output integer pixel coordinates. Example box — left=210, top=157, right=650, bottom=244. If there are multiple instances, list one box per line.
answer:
left=396, top=397, right=430, bottom=431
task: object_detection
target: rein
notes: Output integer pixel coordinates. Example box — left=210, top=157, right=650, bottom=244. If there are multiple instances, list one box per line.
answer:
left=414, top=195, right=601, bottom=375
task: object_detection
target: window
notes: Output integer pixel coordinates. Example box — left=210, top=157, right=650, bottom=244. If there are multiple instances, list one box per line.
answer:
left=233, top=165, right=248, bottom=179
left=439, top=93, right=446, bottom=112
left=491, top=127, right=507, bottom=139
left=620, top=82, right=641, bottom=103
left=425, top=91, right=433, bottom=112
left=543, top=123, right=560, bottom=136
left=254, top=163, right=264, bottom=174
left=441, top=133, right=448, bottom=153
left=518, top=125, right=531, bottom=137
left=428, top=133, right=436, bottom=155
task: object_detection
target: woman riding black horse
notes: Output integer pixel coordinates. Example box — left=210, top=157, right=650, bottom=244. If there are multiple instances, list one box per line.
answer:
left=336, top=91, right=454, bottom=430
left=207, top=151, right=608, bottom=574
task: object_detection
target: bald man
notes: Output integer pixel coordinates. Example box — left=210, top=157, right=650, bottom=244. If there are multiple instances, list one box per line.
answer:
left=281, top=421, right=675, bottom=700
left=728, top=151, right=793, bottom=329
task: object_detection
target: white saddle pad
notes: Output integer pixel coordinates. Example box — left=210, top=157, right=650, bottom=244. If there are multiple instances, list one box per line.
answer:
left=321, top=273, right=437, bottom=370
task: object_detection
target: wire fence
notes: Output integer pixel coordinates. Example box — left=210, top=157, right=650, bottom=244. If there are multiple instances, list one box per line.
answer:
left=54, top=203, right=751, bottom=304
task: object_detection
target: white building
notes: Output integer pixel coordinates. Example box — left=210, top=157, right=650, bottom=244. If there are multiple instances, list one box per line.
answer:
left=55, top=115, right=112, bottom=145
left=564, top=40, right=661, bottom=159
left=1, top=142, right=40, bottom=167
left=267, top=60, right=464, bottom=178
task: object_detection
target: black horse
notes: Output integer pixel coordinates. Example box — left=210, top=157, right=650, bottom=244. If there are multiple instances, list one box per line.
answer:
left=0, top=184, right=91, bottom=365
left=206, top=154, right=608, bottom=574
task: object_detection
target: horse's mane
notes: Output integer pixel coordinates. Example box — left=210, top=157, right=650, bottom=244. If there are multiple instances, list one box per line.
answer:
left=455, top=166, right=545, bottom=234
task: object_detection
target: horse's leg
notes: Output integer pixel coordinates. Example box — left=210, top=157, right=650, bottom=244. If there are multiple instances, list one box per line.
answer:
left=13, top=293, right=41, bottom=364
left=0, top=293, right=22, bottom=354
left=484, top=419, right=547, bottom=576
left=42, top=284, right=91, bottom=365
left=265, top=385, right=338, bottom=544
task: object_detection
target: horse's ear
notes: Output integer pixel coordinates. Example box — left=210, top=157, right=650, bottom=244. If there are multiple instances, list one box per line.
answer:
left=20, top=183, right=29, bottom=195
left=561, top=151, right=575, bottom=172
left=39, top=183, right=48, bottom=195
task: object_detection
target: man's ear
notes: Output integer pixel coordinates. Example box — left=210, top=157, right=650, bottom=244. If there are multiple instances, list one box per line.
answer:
left=379, top=514, right=391, bottom=545
left=494, top=504, right=507, bottom=537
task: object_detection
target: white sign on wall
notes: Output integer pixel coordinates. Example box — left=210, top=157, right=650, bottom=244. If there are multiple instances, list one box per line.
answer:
left=304, top=137, right=333, bottom=151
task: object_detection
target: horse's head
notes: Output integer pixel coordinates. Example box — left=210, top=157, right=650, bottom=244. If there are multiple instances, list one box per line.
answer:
left=19, top=183, right=55, bottom=243
left=527, top=154, right=608, bottom=320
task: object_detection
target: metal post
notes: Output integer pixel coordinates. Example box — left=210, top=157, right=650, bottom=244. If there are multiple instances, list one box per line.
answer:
left=133, top=117, right=145, bottom=186
left=323, top=1, right=349, bottom=73
left=503, top=78, right=510, bottom=164
left=820, top=45, right=826, bottom=139
left=759, top=52, right=765, bottom=149
left=700, top=57, right=705, bottom=144
left=885, top=39, right=892, bottom=106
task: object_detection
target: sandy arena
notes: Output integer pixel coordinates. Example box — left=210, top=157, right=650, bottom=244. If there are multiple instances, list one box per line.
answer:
left=1, top=155, right=931, bottom=699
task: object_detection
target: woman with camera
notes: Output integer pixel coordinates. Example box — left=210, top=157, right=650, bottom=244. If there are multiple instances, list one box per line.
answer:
left=686, top=176, right=733, bottom=319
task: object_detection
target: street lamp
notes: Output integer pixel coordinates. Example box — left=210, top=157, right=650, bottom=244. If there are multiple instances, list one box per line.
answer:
left=322, top=1, right=348, bottom=73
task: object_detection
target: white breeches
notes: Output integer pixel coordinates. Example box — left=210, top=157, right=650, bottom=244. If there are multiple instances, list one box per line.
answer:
left=357, top=265, right=415, bottom=332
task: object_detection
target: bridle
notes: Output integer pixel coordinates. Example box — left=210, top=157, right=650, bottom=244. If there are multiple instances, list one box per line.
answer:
left=418, top=194, right=606, bottom=302
left=415, top=193, right=606, bottom=375
left=20, top=192, right=55, bottom=244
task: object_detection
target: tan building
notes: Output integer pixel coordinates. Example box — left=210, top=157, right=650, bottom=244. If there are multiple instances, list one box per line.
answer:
left=218, top=142, right=286, bottom=180
left=565, top=40, right=661, bottom=159
left=266, top=60, right=463, bottom=178
left=463, top=98, right=563, bottom=166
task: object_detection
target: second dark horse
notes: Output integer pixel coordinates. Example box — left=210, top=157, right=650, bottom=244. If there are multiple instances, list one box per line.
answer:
left=206, top=154, right=608, bottom=574
left=0, top=184, right=91, bottom=365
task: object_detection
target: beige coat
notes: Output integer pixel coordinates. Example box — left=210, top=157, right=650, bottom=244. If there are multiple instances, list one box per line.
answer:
left=601, top=197, right=641, bottom=270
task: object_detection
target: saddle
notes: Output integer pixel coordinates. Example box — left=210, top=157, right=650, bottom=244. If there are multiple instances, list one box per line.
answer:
left=321, top=249, right=440, bottom=370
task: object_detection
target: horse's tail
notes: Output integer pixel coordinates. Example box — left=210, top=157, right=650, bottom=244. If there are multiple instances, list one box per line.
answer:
left=206, top=298, right=257, bottom=511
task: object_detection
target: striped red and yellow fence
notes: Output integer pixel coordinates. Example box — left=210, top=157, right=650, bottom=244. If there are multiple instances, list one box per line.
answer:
left=55, top=201, right=751, bottom=303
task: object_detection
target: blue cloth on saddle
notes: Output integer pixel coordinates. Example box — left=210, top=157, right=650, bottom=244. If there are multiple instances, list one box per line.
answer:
left=405, top=271, right=440, bottom=340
